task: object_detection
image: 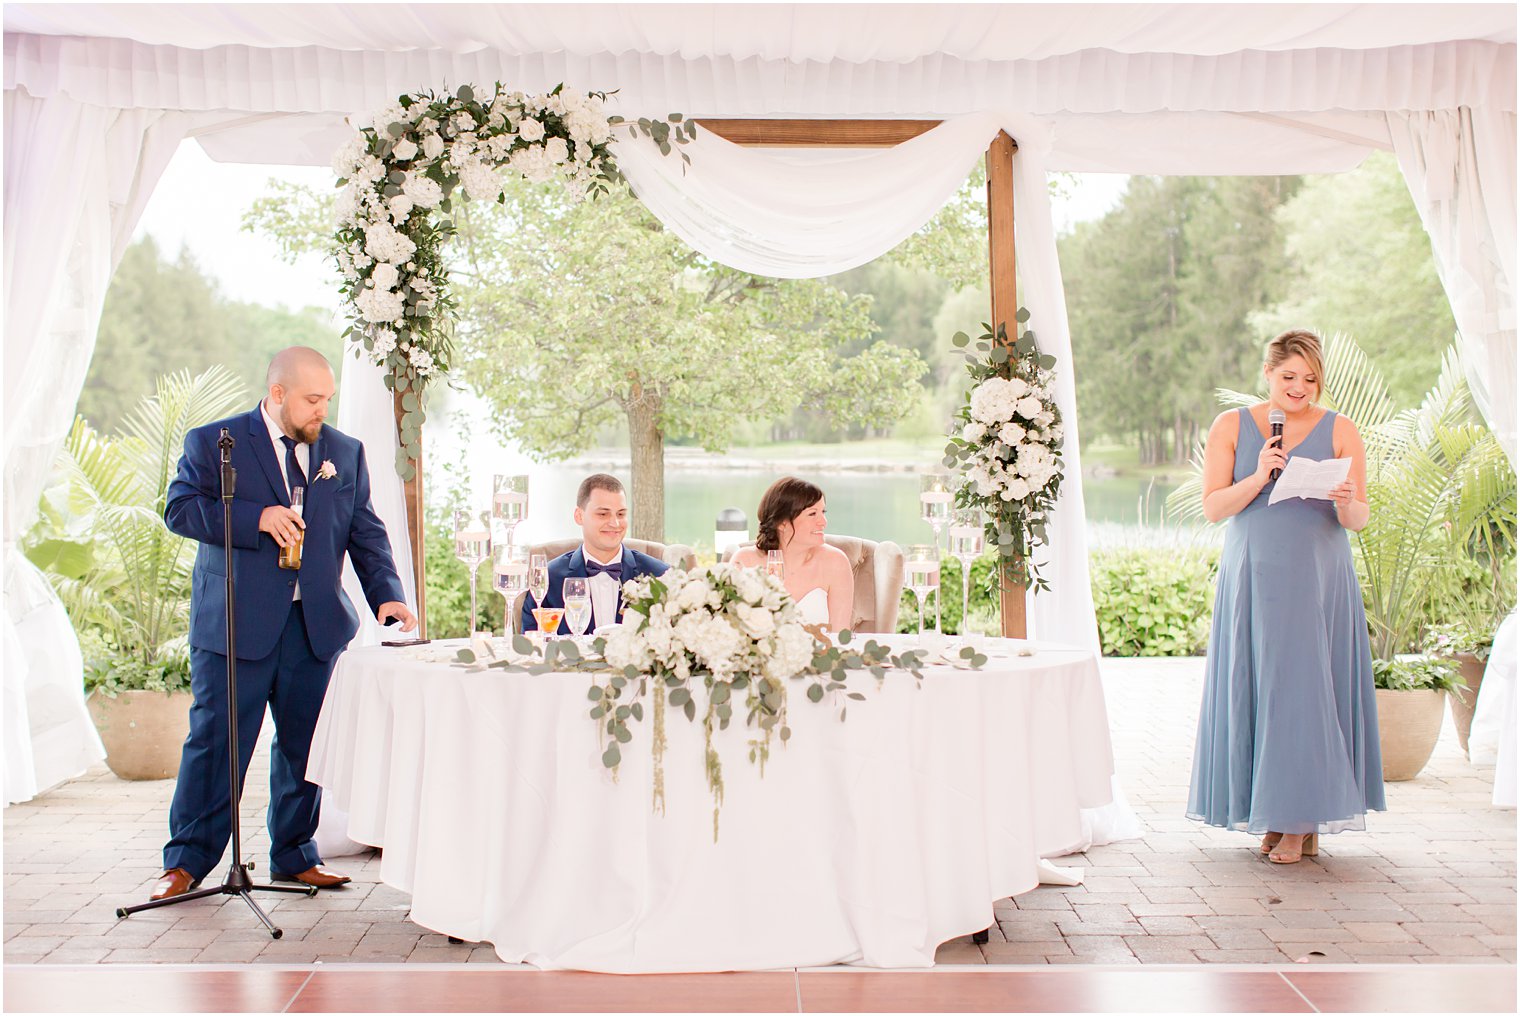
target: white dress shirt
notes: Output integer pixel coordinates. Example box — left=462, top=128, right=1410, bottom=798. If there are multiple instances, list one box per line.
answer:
left=261, top=400, right=309, bottom=600
left=582, top=544, right=622, bottom=629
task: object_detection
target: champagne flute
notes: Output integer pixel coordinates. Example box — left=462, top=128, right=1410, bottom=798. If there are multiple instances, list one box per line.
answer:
left=493, top=543, right=529, bottom=633
left=454, top=509, right=492, bottom=636
left=905, top=544, right=941, bottom=641
left=491, top=474, right=529, bottom=548
left=764, top=550, right=785, bottom=581
left=949, top=508, right=984, bottom=643
left=528, top=552, right=550, bottom=612
left=562, top=577, right=591, bottom=638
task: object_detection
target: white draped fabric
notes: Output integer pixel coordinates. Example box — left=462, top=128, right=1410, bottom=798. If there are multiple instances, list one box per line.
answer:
left=1388, top=107, right=1518, bottom=466
left=2, top=88, right=188, bottom=803
left=1469, top=612, right=1518, bottom=809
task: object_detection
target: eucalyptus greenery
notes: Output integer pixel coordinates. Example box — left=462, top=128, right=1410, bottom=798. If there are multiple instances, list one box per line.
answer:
left=453, top=627, right=981, bottom=840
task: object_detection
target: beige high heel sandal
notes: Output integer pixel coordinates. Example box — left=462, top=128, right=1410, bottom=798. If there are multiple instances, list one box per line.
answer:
left=1268, top=832, right=1319, bottom=864
left=1259, top=832, right=1283, bottom=855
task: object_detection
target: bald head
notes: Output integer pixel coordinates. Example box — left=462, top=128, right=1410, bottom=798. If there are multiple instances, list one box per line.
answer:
left=265, top=346, right=335, bottom=444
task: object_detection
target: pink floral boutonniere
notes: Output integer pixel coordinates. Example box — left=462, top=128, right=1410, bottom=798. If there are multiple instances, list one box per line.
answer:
left=316, top=460, right=338, bottom=481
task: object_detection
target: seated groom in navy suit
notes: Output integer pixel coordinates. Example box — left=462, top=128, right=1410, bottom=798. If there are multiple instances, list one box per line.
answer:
left=522, top=473, right=669, bottom=634
left=149, top=346, right=416, bottom=902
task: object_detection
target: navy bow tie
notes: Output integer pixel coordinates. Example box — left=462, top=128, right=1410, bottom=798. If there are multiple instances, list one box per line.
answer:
left=585, top=559, right=623, bottom=581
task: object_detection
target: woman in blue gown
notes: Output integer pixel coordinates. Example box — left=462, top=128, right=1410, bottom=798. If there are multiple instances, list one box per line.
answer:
left=1187, top=330, right=1385, bottom=863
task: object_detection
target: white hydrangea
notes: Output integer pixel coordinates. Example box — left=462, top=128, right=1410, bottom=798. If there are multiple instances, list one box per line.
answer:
left=363, top=221, right=417, bottom=264
left=369, top=327, right=397, bottom=360
left=765, top=623, right=816, bottom=681
left=408, top=345, right=436, bottom=376
left=457, top=158, right=503, bottom=203
left=331, top=134, right=368, bottom=177
left=354, top=286, right=405, bottom=323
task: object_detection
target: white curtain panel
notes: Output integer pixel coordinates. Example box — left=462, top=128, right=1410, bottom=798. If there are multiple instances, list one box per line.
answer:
left=2, top=88, right=188, bottom=804
left=1388, top=107, right=1518, bottom=468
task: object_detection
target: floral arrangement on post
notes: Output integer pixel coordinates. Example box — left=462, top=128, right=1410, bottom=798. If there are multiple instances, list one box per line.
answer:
left=454, top=563, right=981, bottom=839
left=943, top=310, right=1065, bottom=591
left=330, top=83, right=693, bottom=479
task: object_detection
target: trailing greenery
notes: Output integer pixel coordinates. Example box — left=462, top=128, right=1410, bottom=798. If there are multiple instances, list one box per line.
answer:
left=26, top=367, right=250, bottom=695
left=1090, top=547, right=1219, bottom=657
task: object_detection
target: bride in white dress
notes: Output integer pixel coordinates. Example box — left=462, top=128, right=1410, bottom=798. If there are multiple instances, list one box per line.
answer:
left=731, top=477, right=855, bottom=631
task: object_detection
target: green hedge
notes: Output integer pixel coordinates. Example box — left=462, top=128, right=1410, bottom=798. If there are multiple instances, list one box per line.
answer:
left=1090, top=546, right=1218, bottom=656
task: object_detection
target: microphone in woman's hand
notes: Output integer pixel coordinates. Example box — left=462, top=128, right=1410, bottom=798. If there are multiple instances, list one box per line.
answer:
left=1269, top=409, right=1286, bottom=480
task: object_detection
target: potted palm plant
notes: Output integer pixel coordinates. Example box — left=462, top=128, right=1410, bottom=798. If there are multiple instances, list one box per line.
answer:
left=1170, top=335, right=1516, bottom=780
left=27, top=367, right=247, bottom=779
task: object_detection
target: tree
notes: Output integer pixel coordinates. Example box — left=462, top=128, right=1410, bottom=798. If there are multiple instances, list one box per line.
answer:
left=1252, top=151, right=1455, bottom=406
left=83, top=235, right=343, bottom=431
left=247, top=178, right=926, bottom=539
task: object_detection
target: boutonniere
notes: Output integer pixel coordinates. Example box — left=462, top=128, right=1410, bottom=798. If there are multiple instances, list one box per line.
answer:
left=316, top=460, right=338, bottom=481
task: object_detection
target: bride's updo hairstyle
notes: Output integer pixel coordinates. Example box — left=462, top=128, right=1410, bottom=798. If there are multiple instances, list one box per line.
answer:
left=1264, top=329, right=1325, bottom=401
left=755, top=477, right=825, bottom=553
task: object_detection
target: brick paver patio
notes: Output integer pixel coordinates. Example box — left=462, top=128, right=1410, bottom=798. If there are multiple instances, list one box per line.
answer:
left=4, top=658, right=1514, bottom=967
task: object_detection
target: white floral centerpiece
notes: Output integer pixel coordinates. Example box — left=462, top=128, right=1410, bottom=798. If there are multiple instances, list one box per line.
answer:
left=944, top=311, right=1065, bottom=591
left=329, top=82, right=692, bottom=479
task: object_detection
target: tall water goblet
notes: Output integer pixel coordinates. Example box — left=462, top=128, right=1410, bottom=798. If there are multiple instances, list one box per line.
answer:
left=454, top=509, right=492, bottom=636
left=562, top=577, right=591, bottom=638
left=905, top=544, right=941, bottom=641
left=920, top=473, right=953, bottom=632
left=949, top=508, right=984, bottom=643
left=493, top=543, right=529, bottom=633
left=491, top=474, right=530, bottom=547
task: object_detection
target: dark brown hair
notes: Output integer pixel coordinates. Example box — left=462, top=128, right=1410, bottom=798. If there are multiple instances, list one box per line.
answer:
left=755, top=477, right=825, bottom=552
left=1264, top=329, right=1325, bottom=400
left=576, top=473, right=624, bottom=509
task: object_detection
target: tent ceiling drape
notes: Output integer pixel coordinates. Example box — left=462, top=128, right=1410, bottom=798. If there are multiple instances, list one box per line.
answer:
left=4, top=2, right=1514, bottom=802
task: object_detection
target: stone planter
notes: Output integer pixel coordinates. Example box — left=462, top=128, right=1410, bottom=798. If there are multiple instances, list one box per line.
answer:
left=1445, top=652, right=1488, bottom=757
left=86, top=689, right=192, bottom=780
left=1375, top=687, right=1446, bottom=782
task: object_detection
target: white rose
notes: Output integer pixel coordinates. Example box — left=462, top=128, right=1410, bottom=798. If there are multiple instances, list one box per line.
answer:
left=420, top=132, right=445, bottom=160
left=391, top=137, right=419, bottom=161
left=517, top=117, right=546, bottom=143
left=962, top=422, right=986, bottom=443
left=997, top=422, right=1026, bottom=446
left=544, top=137, right=570, bottom=165
left=387, top=194, right=414, bottom=223
left=734, top=603, right=776, bottom=639
left=1004, top=478, right=1031, bottom=501
left=369, top=262, right=400, bottom=291
left=1016, top=396, right=1043, bottom=420
left=1007, top=376, right=1030, bottom=398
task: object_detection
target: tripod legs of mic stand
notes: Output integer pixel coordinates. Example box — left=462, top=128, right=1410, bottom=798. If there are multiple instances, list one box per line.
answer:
left=115, top=862, right=317, bottom=939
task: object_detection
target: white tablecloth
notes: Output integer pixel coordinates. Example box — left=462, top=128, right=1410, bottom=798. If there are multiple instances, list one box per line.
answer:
left=308, top=636, right=1119, bottom=972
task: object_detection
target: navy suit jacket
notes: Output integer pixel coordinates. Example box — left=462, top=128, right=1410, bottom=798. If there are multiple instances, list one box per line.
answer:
left=165, top=403, right=405, bottom=662
left=521, top=545, right=669, bottom=634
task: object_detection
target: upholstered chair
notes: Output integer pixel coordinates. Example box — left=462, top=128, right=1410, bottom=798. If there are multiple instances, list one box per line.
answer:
left=509, top=539, right=697, bottom=634
left=722, top=535, right=905, bottom=633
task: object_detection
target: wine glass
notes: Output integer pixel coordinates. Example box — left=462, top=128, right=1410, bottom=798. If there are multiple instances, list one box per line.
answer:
left=562, top=577, right=591, bottom=638
left=492, top=543, right=529, bottom=633
left=949, top=508, right=984, bottom=643
left=454, top=509, right=492, bottom=636
left=905, top=544, right=941, bottom=640
left=528, top=552, right=550, bottom=611
left=491, top=474, right=529, bottom=548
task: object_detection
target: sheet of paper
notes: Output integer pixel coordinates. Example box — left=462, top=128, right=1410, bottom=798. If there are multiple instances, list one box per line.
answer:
left=1268, top=456, right=1352, bottom=506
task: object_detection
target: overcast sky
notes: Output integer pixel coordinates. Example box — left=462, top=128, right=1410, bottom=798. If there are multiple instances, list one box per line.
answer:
left=133, top=141, right=1130, bottom=318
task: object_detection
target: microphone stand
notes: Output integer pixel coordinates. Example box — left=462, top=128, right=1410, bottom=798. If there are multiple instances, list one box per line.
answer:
left=117, top=428, right=316, bottom=937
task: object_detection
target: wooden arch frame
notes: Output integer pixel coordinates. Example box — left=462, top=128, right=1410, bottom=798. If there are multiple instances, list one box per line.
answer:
left=400, top=119, right=1027, bottom=637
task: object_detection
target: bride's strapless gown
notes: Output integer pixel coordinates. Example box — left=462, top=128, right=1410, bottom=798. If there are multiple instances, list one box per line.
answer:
left=795, top=588, right=830, bottom=626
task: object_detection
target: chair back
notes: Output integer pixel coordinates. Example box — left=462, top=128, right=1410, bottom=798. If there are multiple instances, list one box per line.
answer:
left=721, top=535, right=904, bottom=633
left=509, top=539, right=697, bottom=633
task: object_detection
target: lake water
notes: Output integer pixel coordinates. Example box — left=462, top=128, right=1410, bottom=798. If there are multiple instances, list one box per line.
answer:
left=428, top=395, right=1193, bottom=549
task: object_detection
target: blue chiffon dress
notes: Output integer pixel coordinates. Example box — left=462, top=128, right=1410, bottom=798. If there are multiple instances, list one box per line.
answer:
left=1187, top=408, right=1385, bottom=835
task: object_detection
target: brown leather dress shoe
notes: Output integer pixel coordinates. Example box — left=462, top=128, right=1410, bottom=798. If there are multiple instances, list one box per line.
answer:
left=150, top=867, right=199, bottom=901
left=271, top=865, right=352, bottom=888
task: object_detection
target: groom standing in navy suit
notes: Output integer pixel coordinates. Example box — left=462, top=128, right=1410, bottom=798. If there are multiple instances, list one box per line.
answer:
left=522, top=474, right=669, bottom=634
left=150, top=347, right=416, bottom=901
